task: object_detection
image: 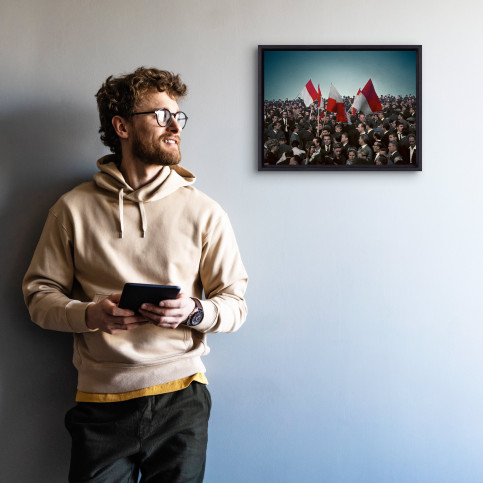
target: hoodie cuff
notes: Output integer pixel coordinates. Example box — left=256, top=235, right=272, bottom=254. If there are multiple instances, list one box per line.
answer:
left=193, top=299, right=218, bottom=333
left=66, top=300, right=99, bottom=333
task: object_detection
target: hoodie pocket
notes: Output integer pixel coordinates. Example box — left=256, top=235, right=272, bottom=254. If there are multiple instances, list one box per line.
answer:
left=78, top=324, right=191, bottom=367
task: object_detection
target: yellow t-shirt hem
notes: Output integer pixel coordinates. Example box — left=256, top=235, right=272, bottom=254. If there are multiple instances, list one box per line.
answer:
left=75, top=373, right=208, bottom=403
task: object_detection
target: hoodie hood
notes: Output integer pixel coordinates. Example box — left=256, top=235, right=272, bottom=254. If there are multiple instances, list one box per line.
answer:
left=93, top=154, right=196, bottom=237
left=93, top=154, right=195, bottom=202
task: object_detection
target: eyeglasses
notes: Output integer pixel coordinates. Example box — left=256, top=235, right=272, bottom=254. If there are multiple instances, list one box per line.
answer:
left=131, top=108, right=188, bottom=129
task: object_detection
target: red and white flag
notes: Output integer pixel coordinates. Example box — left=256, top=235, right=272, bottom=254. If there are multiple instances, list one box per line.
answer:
left=351, top=79, right=382, bottom=115
left=326, top=83, right=348, bottom=122
left=300, top=79, right=318, bottom=107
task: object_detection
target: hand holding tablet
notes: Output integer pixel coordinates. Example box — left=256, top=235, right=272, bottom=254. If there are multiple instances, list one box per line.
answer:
left=118, top=283, right=181, bottom=313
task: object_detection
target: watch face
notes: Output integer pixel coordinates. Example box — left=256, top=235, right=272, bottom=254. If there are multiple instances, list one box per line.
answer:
left=188, top=310, right=203, bottom=327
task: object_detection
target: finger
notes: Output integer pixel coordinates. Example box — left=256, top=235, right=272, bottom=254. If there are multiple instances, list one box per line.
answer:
left=140, top=303, right=164, bottom=313
left=157, top=290, right=187, bottom=307
left=108, top=293, right=122, bottom=303
left=139, top=308, right=185, bottom=319
left=105, top=314, right=147, bottom=326
left=139, top=311, right=183, bottom=325
left=157, top=299, right=185, bottom=308
left=140, top=303, right=186, bottom=313
left=120, top=315, right=148, bottom=325
left=110, top=305, right=136, bottom=317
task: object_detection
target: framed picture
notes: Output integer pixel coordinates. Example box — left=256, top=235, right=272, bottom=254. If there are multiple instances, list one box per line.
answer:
left=258, top=45, right=422, bottom=171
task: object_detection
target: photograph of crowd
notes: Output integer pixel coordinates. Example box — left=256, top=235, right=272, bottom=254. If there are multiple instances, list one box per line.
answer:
left=259, top=46, right=421, bottom=171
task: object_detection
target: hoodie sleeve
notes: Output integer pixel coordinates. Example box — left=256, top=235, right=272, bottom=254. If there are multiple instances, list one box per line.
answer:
left=194, top=211, right=248, bottom=334
left=22, top=210, right=93, bottom=333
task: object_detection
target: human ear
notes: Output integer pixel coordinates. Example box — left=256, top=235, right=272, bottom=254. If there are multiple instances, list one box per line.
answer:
left=112, top=115, right=129, bottom=139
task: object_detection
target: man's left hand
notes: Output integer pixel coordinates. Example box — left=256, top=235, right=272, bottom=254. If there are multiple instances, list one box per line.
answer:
left=138, top=292, right=195, bottom=329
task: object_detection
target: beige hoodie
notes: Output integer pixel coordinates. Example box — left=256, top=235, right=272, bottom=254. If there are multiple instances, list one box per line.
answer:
left=23, top=155, right=248, bottom=394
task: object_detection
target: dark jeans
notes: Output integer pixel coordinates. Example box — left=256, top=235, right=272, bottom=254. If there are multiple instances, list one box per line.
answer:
left=65, top=382, right=211, bottom=482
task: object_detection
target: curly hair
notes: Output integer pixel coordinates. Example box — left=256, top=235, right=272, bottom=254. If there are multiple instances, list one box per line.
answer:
left=95, top=67, right=188, bottom=154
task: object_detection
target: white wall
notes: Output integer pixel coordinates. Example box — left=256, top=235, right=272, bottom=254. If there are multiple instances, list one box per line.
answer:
left=1, top=1, right=483, bottom=481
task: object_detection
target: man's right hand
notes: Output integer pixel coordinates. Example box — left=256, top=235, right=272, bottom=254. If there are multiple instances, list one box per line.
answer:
left=86, top=294, right=148, bottom=334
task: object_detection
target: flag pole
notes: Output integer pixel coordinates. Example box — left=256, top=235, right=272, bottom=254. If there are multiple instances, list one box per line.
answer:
left=317, top=105, right=320, bottom=137
left=321, top=91, right=327, bottom=128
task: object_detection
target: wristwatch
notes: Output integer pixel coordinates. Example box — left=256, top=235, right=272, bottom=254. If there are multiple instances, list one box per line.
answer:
left=185, top=298, right=204, bottom=327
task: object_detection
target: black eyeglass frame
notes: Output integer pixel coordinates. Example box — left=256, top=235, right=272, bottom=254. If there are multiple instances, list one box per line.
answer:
left=131, top=108, right=188, bottom=129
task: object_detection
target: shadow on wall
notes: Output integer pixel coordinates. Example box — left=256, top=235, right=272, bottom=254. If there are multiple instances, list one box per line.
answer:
left=0, top=105, right=99, bottom=482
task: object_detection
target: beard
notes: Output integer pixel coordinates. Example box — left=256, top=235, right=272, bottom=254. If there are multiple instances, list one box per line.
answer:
left=131, top=130, right=182, bottom=166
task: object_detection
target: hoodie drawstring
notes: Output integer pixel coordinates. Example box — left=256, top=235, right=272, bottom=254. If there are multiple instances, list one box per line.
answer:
left=118, top=188, right=148, bottom=238
left=118, top=188, right=124, bottom=238
left=139, top=201, right=147, bottom=238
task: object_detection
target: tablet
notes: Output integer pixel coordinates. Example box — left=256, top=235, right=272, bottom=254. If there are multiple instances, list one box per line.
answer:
left=118, top=283, right=181, bottom=312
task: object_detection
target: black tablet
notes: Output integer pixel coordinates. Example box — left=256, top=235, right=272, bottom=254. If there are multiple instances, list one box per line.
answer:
left=118, top=283, right=181, bottom=312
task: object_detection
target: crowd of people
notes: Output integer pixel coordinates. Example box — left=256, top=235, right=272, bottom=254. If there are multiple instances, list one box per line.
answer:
left=263, top=94, right=418, bottom=167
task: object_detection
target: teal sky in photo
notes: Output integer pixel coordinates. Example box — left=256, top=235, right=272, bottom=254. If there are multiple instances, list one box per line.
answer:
left=263, top=49, right=417, bottom=100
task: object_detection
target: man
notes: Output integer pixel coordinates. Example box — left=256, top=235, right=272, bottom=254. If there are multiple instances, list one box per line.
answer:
left=289, top=123, right=301, bottom=145
left=372, top=141, right=382, bottom=164
left=356, top=122, right=367, bottom=136
left=407, top=134, right=417, bottom=165
left=375, top=154, right=388, bottom=166
left=264, top=139, right=280, bottom=165
left=396, top=122, right=408, bottom=143
left=299, top=123, right=313, bottom=149
left=348, top=122, right=365, bottom=147
left=340, top=132, right=352, bottom=157
left=276, top=149, right=293, bottom=165
left=327, top=143, right=346, bottom=165
left=388, top=140, right=404, bottom=164
left=304, top=144, right=315, bottom=165
left=395, top=122, right=410, bottom=162
left=357, top=134, right=373, bottom=162
left=309, top=112, right=317, bottom=130
left=22, top=67, right=248, bottom=482
left=321, top=133, right=333, bottom=156
left=307, top=137, right=323, bottom=164
left=277, top=138, right=305, bottom=164
left=377, top=146, right=389, bottom=165
left=356, top=150, right=370, bottom=164
left=387, top=132, right=399, bottom=152
left=366, top=120, right=376, bottom=146
left=268, top=121, right=286, bottom=143
left=290, top=140, right=305, bottom=157
left=265, top=114, right=278, bottom=133
left=381, top=120, right=392, bottom=147
left=280, top=111, right=293, bottom=141
left=277, top=136, right=292, bottom=157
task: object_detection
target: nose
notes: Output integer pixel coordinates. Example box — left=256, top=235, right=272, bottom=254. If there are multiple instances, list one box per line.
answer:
left=167, top=116, right=181, bottom=133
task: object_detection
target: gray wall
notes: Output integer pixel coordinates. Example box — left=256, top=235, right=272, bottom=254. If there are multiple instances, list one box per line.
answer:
left=2, top=1, right=483, bottom=482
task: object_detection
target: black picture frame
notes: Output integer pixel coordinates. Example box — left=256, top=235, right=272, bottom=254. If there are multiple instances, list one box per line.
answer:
left=258, top=45, right=422, bottom=171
